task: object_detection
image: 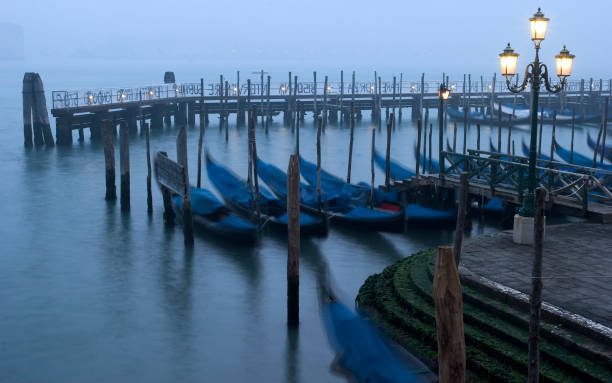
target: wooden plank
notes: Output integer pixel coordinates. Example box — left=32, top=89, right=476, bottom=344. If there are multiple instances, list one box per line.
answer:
left=154, top=151, right=186, bottom=196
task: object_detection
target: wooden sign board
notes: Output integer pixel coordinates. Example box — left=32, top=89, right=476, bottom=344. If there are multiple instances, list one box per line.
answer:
left=154, top=151, right=187, bottom=197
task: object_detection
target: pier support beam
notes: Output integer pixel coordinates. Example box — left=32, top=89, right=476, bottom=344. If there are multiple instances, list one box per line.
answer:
left=55, top=114, right=73, bottom=145
left=151, top=105, right=163, bottom=131
left=187, top=102, right=196, bottom=126
left=101, top=120, right=116, bottom=201
left=119, top=121, right=130, bottom=211
left=127, top=108, right=138, bottom=135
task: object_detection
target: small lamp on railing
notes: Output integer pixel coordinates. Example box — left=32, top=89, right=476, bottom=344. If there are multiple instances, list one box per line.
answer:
left=148, top=89, right=154, bottom=97
left=87, top=94, right=93, bottom=103
left=370, top=85, right=375, bottom=93
left=438, top=83, right=451, bottom=172
left=120, top=93, right=126, bottom=101
left=438, top=83, right=450, bottom=100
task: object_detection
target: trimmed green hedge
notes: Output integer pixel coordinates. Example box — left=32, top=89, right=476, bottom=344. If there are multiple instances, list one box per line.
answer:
left=356, top=250, right=612, bottom=383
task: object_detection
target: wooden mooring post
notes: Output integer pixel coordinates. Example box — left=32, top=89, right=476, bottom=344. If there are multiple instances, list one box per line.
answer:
left=600, top=96, right=609, bottom=164
left=434, top=245, right=466, bottom=383
left=101, top=120, right=116, bottom=201
left=570, top=109, right=576, bottom=164
left=347, top=102, right=355, bottom=183
left=428, top=124, right=433, bottom=174
left=177, top=126, right=194, bottom=245
left=416, top=118, right=422, bottom=177
left=370, top=127, right=375, bottom=209
left=145, top=123, right=152, bottom=213
left=528, top=188, right=546, bottom=383
left=119, top=122, right=130, bottom=211
left=385, top=113, right=393, bottom=188
left=286, top=154, right=300, bottom=327
left=316, top=116, right=322, bottom=211
left=158, top=151, right=175, bottom=225
left=454, top=172, right=468, bottom=266
left=23, top=73, right=54, bottom=147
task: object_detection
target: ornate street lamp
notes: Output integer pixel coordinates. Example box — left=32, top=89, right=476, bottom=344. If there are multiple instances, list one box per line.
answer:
left=438, top=83, right=451, bottom=171
left=499, top=8, right=575, bottom=243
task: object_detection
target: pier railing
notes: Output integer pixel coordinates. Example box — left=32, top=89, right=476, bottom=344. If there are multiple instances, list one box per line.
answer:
left=51, top=78, right=609, bottom=110
left=441, top=150, right=612, bottom=208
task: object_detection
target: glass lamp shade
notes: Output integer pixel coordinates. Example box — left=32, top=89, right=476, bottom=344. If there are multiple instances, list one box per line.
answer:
left=555, top=45, right=575, bottom=78
left=499, top=43, right=519, bottom=77
left=438, top=84, right=450, bottom=100
left=530, top=8, right=549, bottom=42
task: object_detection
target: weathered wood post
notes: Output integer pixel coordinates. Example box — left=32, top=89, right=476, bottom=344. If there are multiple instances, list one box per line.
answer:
left=296, top=101, right=300, bottom=155
left=497, top=106, right=502, bottom=153
left=101, top=120, right=117, bottom=201
left=550, top=111, right=557, bottom=161
left=313, top=71, right=318, bottom=119
left=119, top=122, right=130, bottom=211
left=422, top=120, right=427, bottom=174
left=434, top=246, right=466, bottom=383
left=249, top=111, right=262, bottom=228
left=145, top=123, right=152, bottom=213
left=347, top=102, right=355, bottom=183
left=177, top=126, right=194, bottom=245
left=31, top=73, right=54, bottom=146
left=600, top=96, right=609, bottom=164
left=322, top=75, right=329, bottom=129
left=398, top=72, right=403, bottom=122
left=339, top=70, right=344, bottom=123
left=197, top=79, right=205, bottom=188
left=316, top=116, right=322, bottom=211
left=370, top=127, right=375, bottom=209
left=385, top=113, right=393, bottom=187
left=287, top=154, right=300, bottom=327
left=266, top=75, right=271, bottom=132
left=428, top=124, right=433, bottom=174
left=454, top=172, right=468, bottom=266
left=416, top=118, right=422, bottom=177
left=476, top=123, right=481, bottom=151
left=452, top=122, right=458, bottom=154
left=569, top=108, right=575, bottom=164
left=593, top=113, right=605, bottom=168
left=158, top=152, right=175, bottom=225
left=22, top=73, right=34, bottom=147
left=528, top=188, right=546, bottom=383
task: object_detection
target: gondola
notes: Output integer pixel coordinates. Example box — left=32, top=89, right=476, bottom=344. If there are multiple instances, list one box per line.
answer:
left=205, top=153, right=327, bottom=235
left=493, top=102, right=601, bottom=123
left=172, top=188, right=258, bottom=245
left=587, top=133, right=612, bottom=163
left=554, top=138, right=612, bottom=171
left=319, top=283, right=429, bottom=383
left=447, top=105, right=530, bottom=124
left=373, top=150, right=415, bottom=180
left=298, top=157, right=405, bottom=232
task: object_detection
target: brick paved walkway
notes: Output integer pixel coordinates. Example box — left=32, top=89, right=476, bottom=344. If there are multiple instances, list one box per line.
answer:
left=461, top=222, right=612, bottom=328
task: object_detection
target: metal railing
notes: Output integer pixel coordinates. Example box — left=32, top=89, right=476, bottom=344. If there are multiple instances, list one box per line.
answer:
left=51, top=79, right=611, bottom=110
left=441, top=149, right=612, bottom=209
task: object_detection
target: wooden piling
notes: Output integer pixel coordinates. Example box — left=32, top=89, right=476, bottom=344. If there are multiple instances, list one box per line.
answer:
left=570, top=108, right=575, bottom=164
left=452, top=122, right=458, bottom=153
left=600, top=96, right=609, bottom=164
left=250, top=111, right=262, bottom=228
left=316, top=116, right=322, bottom=211
left=159, top=151, right=175, bottom=225
left=428, top=124, right=433, bottom=174
left=197, top=79, right=205, bottom=188
left=225, top=81, right=229, bottom=142
left=101, top=120, right=116, bottom=201
left=593, top=112, right=605, bottom=168
left=323, top=76, right=329, bottom=129
left=398, top=72, right=403, bottom=121
left=550, top=111, right=557, bottom=161
left=313, top=72, right=318, bottom=118
left=476, top=123, right=481, bottom=151
left=421, top=120, right=427, bottom=174
left=31, top=73, right=54, bottom=146
left=434, top=245, right=466, bottom=383
left=347, top=102, right=355, bottom=183
left=370, top=127, right=375, bottom=209
left=145, top=123, right=152, bottom=213
left=287, top=154, right=300, bottom=327
left=497, top=106, right=502, bottom=153
left=454, top=172, right=468, bottom=266
left=22, top=73, right=33, bottom=147
left=119, top=122, right=130, bottom=211
left=177, top=126, right=194, bottom=245
left=416, top=118, right=422, bottom=177
left=266, top=75, right=271, bottom=133
left=385, top=113, right=393, bottom=187
left=528, top=188, right=546, bottom=383
left=340, top=70, right=344, bottom=123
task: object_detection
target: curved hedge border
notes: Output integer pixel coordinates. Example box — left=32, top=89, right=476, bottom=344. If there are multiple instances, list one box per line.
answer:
left=356, top=250, right=612, bottom=383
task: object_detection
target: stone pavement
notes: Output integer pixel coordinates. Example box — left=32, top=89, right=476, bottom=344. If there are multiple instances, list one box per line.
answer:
left=461, top=222, right=612, bottom=328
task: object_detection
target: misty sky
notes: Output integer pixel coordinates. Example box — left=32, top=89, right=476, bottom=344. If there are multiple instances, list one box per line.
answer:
left=1, top=0, right=608, bottom=78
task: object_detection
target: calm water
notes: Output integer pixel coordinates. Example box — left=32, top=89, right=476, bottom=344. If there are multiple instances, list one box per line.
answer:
left=0, top=59, right=599, bottom=382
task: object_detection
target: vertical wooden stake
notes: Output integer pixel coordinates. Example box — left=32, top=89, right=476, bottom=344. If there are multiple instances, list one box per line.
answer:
left=287, top=154, right=300, bottom=327
left=197, top=78, right=205, bottom=188
left=415, top=118, right=422, bottom=177
left=119, top=121, right=130, bottom=211
left=452, top=122, right=458, bottom=154
left=550, top=111, right=557, bottom=162
left=385, top=113, right=393, bottom=187
left=370, top=127, right=375, bottom=209
left=22, top=73, right=33, bottom=147
left=454, top=172, right=468, bottom=266
left=476, top=123, right=481, bottom=151
left=593, top=113, right=604, bottom=168
left=159, top=151, right=175, bottom=225
left=296, top=100, right=300, bottom=155
left=32, top=73, right=54, bottom=147
left=177, top=126, right=194, bottom=245
left=422, top=120, right=427, bottom=174
left=569, top=108, right=575, bottom=164
left=249, top=111, right=262, bottom=229
left=434, top=245, right=466, bottom=383
left=528, top=188, right=546, bottom=383
left=266, top=75, right=271, bottom=133
left=600, top=96, right=609, bottom=164
left=101, top=120, right=116, bottom=201
left=316, top=116, right=322, bottom=211
left=347, top=102, right=355, bottom=183
left=497, top=106, right=502, bottom=154
left=428, top=124, right=433, bottom=174
left=145, top=123, right=153, bottom=213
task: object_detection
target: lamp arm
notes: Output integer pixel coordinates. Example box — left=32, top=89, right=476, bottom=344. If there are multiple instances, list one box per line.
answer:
left=505, top=64, right=532, bottom=94
left=540, top=63, right=566, bottom=94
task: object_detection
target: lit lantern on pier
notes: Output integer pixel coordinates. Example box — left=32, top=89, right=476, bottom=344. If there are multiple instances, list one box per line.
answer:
left=438, top=83, right=450, bottom=100
left=148, top=90, right=154, bottom=97
left=529, top=8, right=549, bottom=44
left=120, top=93, right=126, bottom=100
left=499, top=43, right=519, bottom=78
left=87, top=93, right=93, bottom=103
left=555, top=46, right=575, bottom=78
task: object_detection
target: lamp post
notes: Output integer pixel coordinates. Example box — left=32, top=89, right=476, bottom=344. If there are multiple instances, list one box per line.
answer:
left=438, top=83, right=451, bottom=172
left=499, top=8, right=574, bottom=244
